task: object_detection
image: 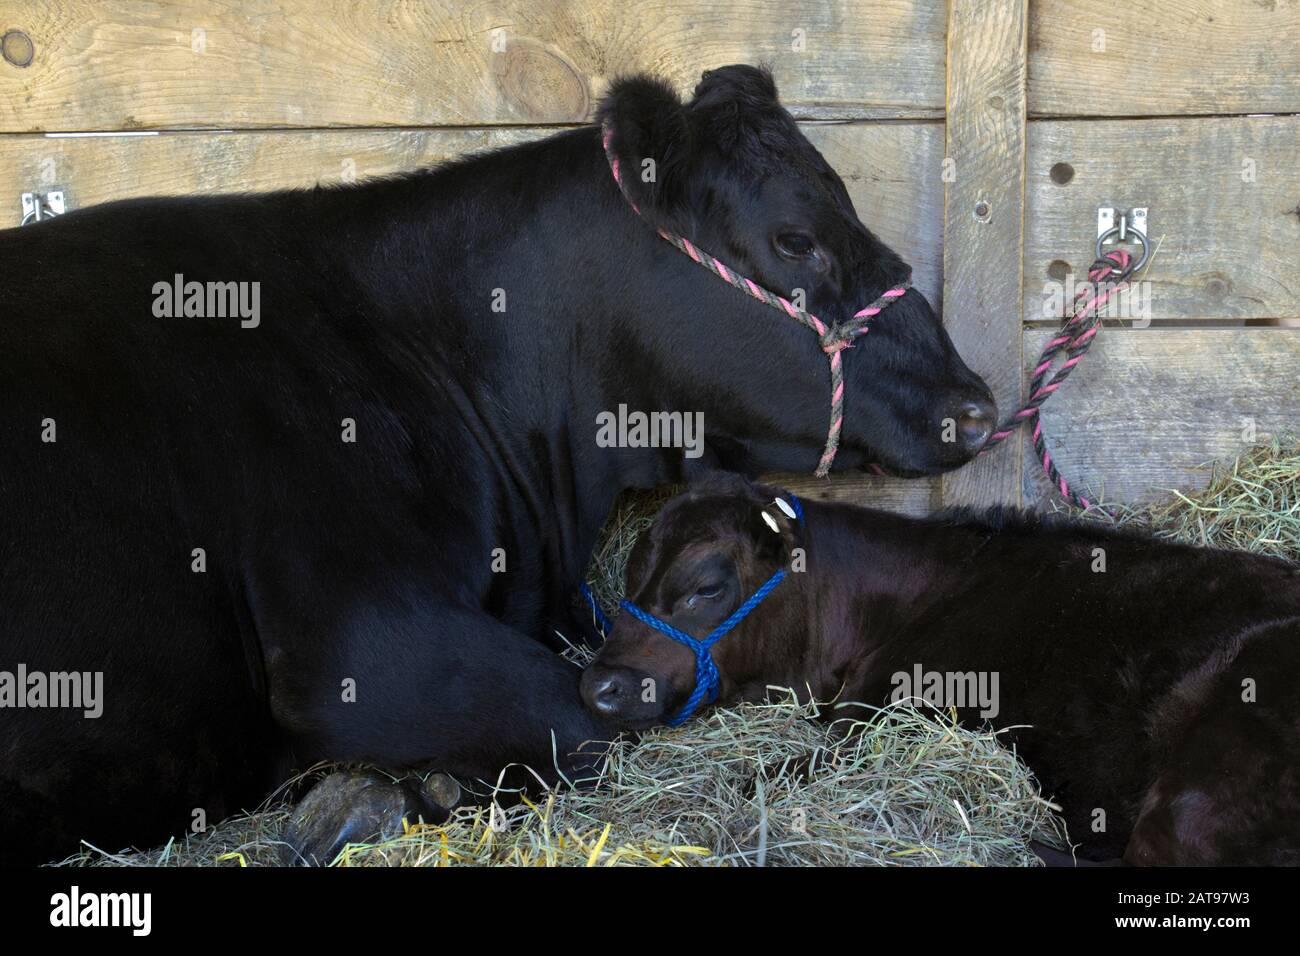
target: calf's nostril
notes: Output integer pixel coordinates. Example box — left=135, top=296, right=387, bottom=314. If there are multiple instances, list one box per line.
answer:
left=590, top=675, right=624, bottom=715
left=956, top=401, right=995, bottom=449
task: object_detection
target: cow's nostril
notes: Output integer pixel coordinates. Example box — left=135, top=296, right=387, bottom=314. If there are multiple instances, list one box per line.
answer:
left=955, top=401, right=995, bottom=452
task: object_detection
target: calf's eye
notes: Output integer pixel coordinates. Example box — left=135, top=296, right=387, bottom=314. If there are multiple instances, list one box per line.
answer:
left=686, top=583, right=724, bottom=608
left=774, top=232, right=816, bottom=260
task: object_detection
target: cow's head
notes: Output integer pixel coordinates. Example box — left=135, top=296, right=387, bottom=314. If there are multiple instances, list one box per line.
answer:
left=581, top=472, right=818, bottom=728
left=597, top=65, right=995, bottom=476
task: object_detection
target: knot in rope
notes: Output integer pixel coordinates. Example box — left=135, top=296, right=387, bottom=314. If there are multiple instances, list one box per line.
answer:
left=819, top=329, right=856, bottom=356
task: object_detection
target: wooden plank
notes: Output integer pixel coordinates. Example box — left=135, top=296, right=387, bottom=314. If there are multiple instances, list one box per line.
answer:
left=0, top=0, right=946, bottom=132
left=939, top=0, right=1029, bottom=509
left=804, top=122, right=945, bottom=305
left=769, top=473, right=938, bottom=517
left=0, top=123, right=946, bottom=302
left=1024, top=116, right=1300, bottom=324
left=0, top=127, right=544, bottom=205
left=1021, top=328, right=1300, bottom=506
left=1029, top=0, right=1300, bottom=117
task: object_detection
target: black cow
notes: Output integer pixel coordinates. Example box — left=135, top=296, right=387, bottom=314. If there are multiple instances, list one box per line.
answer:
left=0, top=66, right=994, bottom=865
left=583, top=473, right=1300, bottom=864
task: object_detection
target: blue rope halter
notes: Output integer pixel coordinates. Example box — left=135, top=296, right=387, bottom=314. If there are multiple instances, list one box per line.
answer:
left=578, top=581, right=612, bottom=635
left=582, top=493, right=803, bottom=727
left=621, top=569, right=786, bottom=725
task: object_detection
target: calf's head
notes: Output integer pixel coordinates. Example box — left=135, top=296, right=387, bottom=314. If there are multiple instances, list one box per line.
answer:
left=581, top=473, right=815, bottom=729
left=597, top=66, right=995, bottom=476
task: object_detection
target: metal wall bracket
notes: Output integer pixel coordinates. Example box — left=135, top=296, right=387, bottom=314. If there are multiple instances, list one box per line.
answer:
left=20, top=190, right=65, bottom=226
left=1096, top=206, right=1150, bottom=273
left=1097, top=206, right=1148, bottom=244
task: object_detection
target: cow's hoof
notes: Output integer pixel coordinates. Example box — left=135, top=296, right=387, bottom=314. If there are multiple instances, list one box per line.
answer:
left=281, top=770, right=422, bottom=866
left=422, top=771, right=463, bottom=812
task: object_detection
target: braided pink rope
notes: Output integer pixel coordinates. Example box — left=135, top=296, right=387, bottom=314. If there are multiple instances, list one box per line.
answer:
left=980, top=248, right=1134, bottom=510
left=600, top=124, right=910, bottom=477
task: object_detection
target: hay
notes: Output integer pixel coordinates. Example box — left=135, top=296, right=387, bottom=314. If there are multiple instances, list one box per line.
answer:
left=1079, top=436, right=1300, bottom=562
left=58, top=809, right=294, bottom=868
left=57, top=697, right=1061, bottom=867
left=55, top=440, right=1299, bottom=867
left=580, top=485, right=680, bottom=622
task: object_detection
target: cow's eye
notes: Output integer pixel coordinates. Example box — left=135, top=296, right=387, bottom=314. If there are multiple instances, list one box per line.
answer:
left=774, top=232, right=816, bottom=260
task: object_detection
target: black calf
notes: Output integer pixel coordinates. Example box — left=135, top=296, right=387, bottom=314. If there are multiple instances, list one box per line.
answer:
left=584, top=473, right=1300, bottom=864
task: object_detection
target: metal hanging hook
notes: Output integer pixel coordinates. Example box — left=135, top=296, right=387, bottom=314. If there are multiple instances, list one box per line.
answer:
left=1095, top=207, right=1150, bottom=274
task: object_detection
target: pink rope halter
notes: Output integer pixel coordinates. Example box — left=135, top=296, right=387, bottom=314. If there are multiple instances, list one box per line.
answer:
left=600, top=124, right=910, bottom=477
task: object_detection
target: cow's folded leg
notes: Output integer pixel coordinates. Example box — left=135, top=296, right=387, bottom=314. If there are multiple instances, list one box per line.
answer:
left=267, top=602, right=619, bottom=815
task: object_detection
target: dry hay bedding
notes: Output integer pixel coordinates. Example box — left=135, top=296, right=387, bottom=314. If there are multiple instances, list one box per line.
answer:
left=55, top=440, right=1300, bottom=867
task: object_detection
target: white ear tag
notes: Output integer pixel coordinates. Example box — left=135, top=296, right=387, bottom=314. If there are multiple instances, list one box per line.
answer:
left=774, top=497, right=797, bottom=520
left=761, top=511, right=781, bottom=534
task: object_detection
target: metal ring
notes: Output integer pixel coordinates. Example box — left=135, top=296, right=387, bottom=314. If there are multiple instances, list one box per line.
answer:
left=1095, top=225, right=1149, bottom=275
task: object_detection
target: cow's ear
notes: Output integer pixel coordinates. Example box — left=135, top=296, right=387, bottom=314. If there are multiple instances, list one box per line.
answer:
left=688, top=65, right=781, bottom=155
left=596, top=75, right=693, bottom=218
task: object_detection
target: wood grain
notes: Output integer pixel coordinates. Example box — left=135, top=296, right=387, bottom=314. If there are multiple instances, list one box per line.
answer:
left=1029, top=0, right=1300, bottom=117
left=1024, top=116, right=1300, bottom=324
left=803, top=121, right=945, bottom=304
left=1021, top=328, right=1300, bottom=506
left=0, top=126, right=544, bottom=203
left=0, top=122, right=947, bottom=303
left=0, top=0, right=947, bottom=132
left=939, top=0, right=1029, bottom=509
left=768, top=473, right=939, bottom=517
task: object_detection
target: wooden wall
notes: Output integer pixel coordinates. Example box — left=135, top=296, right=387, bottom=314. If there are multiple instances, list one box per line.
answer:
left=1, top=0, right=1296, bottom=513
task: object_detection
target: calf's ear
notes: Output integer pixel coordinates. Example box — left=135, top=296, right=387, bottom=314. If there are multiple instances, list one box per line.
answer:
left=751, top=502, right=798, bottom=566
left=596, top=75, right=693, bottom=219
